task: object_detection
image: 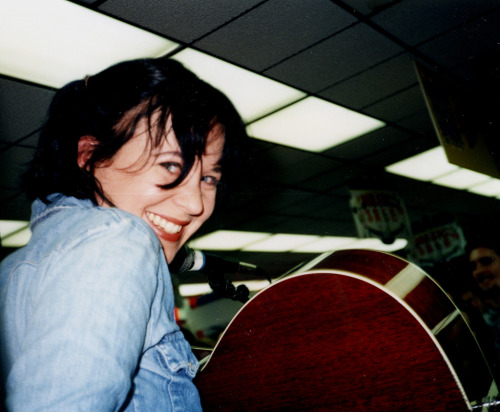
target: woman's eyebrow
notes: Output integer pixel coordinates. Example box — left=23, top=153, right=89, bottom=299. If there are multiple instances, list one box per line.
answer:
left=155, top=150, right=182, bottom=157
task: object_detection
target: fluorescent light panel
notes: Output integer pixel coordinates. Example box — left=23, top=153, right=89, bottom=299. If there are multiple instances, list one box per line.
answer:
left=386, top=147, right=458, bottom=181
left=179, top=280, right=269, bottom=297
left=342, top=238, right=408, bottom=252
left=2, top=228, right=32, bottom=248
left=172, top=49, right=306, bottom=123
left=242, top=234, right=321, bottom=252
left=246, top=96, right=386, bottom=152
left=1, top=2, right=387, bottom=154
left=386, top=146, right=500, bottom=197
left=433, top=168, right=490, bottom=190
left=0, top=0, right=178, bottom=88
left=469, top=179, right=500, bottom=197
left=0, top=220, right=31, bottom=247
left=0, top=222, right=408, bottom=253
left=189, top=230, right=271, bottom=251
left=0, top=220, right=29, bottom=236
left=189, top=230, right=407, bottom=253
left=293, top=237, right=358, bottom=252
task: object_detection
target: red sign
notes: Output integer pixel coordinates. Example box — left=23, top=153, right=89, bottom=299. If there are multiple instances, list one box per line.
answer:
left=350, top=190, right=411, bottom=244
left=408, top=222, right=466, bottom=266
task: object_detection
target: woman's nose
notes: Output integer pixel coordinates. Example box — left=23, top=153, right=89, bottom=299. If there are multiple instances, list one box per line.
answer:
left=173, top=173, right=204, bottom=216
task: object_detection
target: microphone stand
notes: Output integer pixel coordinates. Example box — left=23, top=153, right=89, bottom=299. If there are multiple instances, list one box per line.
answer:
left=169, top=247, right=267, bottom=303
left=204, top=271, right=250, bottom=303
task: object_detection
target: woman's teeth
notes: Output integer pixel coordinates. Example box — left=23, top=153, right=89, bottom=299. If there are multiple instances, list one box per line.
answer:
left=146, top=212, right=182, bottom=234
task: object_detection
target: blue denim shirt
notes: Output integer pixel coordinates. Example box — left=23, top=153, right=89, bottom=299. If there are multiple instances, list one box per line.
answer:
left=0, top=194, right=201, bottom=411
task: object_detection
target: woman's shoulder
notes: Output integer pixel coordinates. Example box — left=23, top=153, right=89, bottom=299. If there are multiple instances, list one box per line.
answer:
left=32, top=196, right=160, bottom=254
left=67, top=206, right=159, bottom=249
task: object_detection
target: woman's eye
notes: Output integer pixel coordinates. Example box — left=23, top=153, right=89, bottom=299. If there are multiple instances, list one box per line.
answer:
left=161, top=162, right=181, bottom=175
left=202, top=175, right=220, bottom=187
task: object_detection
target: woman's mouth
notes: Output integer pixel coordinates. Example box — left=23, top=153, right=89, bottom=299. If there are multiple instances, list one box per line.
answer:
left=146, top=211, right=182, bottom=234
left=145, top=211, right=186, bottom=243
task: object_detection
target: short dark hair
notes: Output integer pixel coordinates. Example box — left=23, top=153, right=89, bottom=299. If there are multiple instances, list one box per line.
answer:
left=466, top=231, right=500, bottom=257
left=23, top=58, right=247, bottom=203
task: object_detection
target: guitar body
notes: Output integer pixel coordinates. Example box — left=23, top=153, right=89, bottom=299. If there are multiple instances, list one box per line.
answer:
left=195, top=250, right=498, bottom=411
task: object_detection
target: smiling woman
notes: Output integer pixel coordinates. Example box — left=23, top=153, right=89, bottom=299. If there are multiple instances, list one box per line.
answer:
left=0, top=58, right=247, bottom=411
left=85, top=116, right=225, bottom=263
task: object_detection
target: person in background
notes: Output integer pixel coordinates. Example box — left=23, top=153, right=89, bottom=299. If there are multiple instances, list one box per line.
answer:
left=468, top=237, right=500, bottom=371
left=0, top=58, right=246, bottom=411
left=469, top=243, right=500, bottom=293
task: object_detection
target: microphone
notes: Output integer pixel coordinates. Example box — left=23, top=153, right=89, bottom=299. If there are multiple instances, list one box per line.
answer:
left=169, top=246, right=271, bottom=303
left=170, top=246, right=270, bottom=281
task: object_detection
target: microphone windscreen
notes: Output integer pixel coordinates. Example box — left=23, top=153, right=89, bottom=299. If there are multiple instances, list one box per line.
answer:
left=169, top=246, right=194, bottom=273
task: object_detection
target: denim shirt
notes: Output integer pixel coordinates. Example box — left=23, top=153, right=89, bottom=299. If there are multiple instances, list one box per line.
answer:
left=0, top=194, right=201, bottom=411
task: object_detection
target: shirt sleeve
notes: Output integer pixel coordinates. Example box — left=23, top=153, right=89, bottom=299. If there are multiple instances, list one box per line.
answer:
left=7, top=214, right=161, bottom=412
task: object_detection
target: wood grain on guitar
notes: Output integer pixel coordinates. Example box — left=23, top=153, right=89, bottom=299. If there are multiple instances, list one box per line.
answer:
left=195, top=250, right=498, bottom=411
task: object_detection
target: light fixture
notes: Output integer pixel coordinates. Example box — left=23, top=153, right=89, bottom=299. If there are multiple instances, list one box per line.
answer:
left=179, top=280, right=269, bottom=297
left=343, top=237, right=408, bottom=252
left=385, top=146, right=458, bottom=181
left=469, top=179, right=500, bottom=197
left=0, top=220, right=31, bottom=248
left=246, top=96, right=386, bottom=152
left=433, top=168, right=491, bottom=190
left=188, top=230, right=272, bottom=251
left=242, top=234, right=321, bottom=252
left=172, top=48, right=306, bottom=123
left=189, top=230, right=407, bottom=253
left=292, top=237, right=359, bottom=252
left=0, top=0, right=178, bottom=88
left=386, top=146, right=500, bottom=196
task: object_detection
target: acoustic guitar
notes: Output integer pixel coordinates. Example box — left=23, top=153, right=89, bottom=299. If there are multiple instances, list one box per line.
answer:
left=194, top=249, right=499, bottom=411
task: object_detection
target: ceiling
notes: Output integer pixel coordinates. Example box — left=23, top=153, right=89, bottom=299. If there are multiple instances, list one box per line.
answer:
left=1, top=0, right=500, bottom=282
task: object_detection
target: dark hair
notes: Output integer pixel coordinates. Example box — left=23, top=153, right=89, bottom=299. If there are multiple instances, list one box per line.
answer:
left=466, top=235, right=500, bottom=258
left=23, top=58, right=247, bottom=203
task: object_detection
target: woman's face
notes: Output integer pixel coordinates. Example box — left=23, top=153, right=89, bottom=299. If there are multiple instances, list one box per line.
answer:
left=91, top=120, right=224, bottom=263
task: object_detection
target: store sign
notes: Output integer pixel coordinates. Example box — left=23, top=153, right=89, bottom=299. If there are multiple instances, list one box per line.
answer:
left=408, top=222, right=466, bottom=266
left=349, top=190, right=411, bottom=244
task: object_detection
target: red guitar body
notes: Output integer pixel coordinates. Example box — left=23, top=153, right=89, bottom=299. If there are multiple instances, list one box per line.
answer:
left=195, top=250, right=498, bottom=411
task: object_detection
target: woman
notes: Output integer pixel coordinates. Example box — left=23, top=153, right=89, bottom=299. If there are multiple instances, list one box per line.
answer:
left=0, top=58, right=246, bottom=411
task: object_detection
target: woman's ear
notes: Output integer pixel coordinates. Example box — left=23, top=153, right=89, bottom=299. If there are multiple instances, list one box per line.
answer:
left=77, top=135, right=99, bottom=169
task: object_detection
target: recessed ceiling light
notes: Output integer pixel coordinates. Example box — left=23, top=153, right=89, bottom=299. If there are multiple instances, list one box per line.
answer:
left=0, top=220, right=31, bottom=248
left=385, top=146, right=458, bottom=181
left=386, top=146, right=500, bottom=198
left=469, top=179, right=500, bottom=197
left=189, top=230, right=407, bottom=253
left=246, top=96, right=385, bottom=152
left=343, top=237, right=408, bottom=252
left=0, top=220, right=29, bottom=237
left=433, top=168, right=491, bottom=190
left=172, top=48, right=306, bottom=123
left=189, top=230, right=272, bottom=251
left=0, top=0, right=178, bottom=88
left=242, top=234, right=321, bottom=252
left=292, top=237, right=358, bottom=252
left=179, top=280, right=269, bottom=297
left=292, top=236, right=407, bottom=253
